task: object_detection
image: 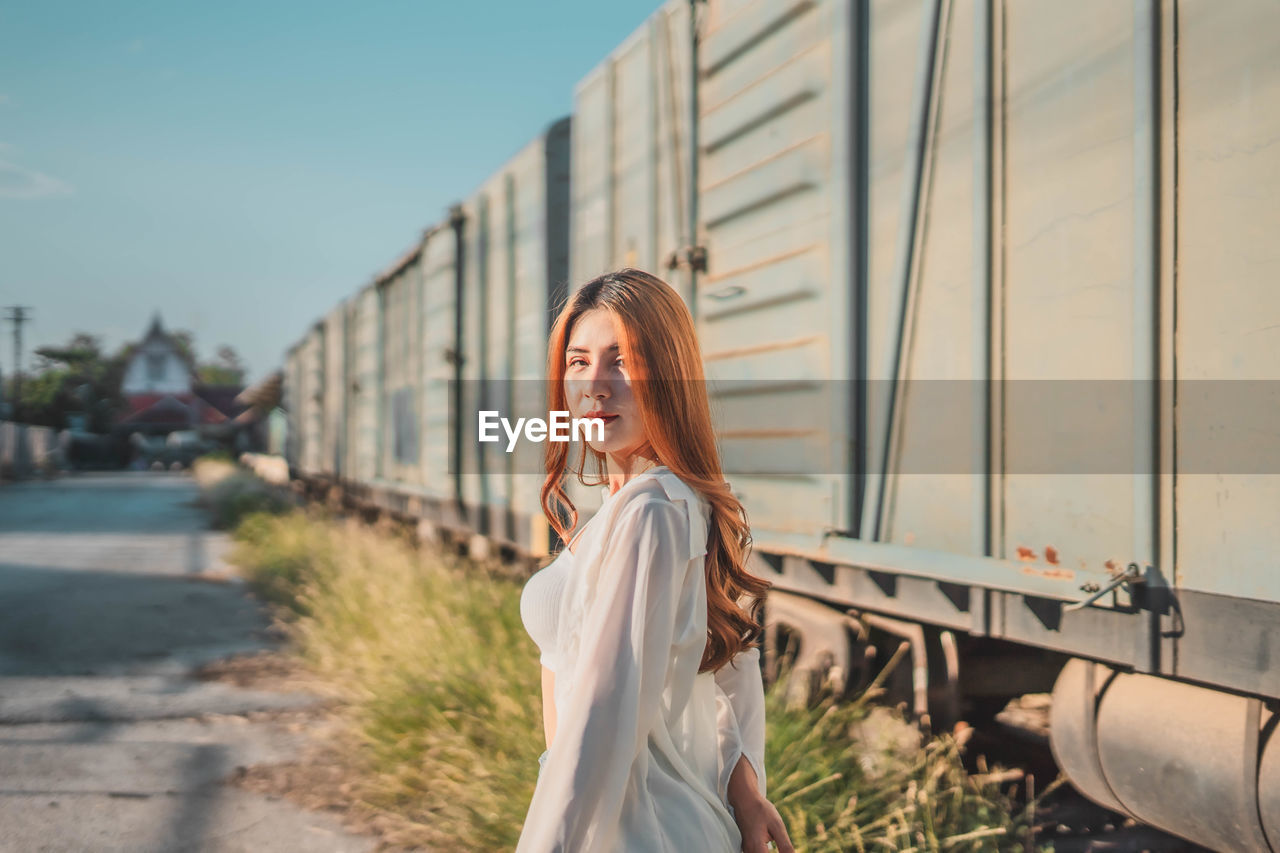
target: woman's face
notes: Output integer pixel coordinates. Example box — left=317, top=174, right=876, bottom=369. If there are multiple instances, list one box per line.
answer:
left=564, top=308, right=648, bottom=460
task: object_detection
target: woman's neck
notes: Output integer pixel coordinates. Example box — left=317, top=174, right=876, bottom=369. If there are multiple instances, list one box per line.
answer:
left=604, top=451, right=663, bottom=495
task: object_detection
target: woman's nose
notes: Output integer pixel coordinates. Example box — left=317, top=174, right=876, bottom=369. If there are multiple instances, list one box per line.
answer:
left=583, top=361, right=612, bottom=399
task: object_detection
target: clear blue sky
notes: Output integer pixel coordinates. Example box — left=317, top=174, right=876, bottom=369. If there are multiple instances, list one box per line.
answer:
left=0, top=0, right=660, bottom=384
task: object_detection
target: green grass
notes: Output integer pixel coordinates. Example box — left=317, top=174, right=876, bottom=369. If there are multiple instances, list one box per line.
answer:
left=764, top=664, right=1040, bottom=851
left=227, top=509, right=1040, bottom=852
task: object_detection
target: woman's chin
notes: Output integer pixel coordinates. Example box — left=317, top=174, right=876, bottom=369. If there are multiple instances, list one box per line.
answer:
left=586, top=438, right=644, bottom=458
left=586, top=440, right=623, bottom=455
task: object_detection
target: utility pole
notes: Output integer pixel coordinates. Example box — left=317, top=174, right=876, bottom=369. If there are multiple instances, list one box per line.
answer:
left=4, top=306, right=32, bottom=421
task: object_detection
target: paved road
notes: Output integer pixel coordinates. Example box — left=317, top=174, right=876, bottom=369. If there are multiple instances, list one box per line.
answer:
left=0, top=472, right=374, bottom=853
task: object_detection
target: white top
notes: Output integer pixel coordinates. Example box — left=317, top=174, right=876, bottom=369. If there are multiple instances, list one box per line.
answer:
left=520, top=544, right=573, bottom=671
left=516, top=467, right=768, bottom=853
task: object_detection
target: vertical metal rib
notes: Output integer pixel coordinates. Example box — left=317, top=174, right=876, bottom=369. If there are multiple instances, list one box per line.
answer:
left=687, top=0, right=702, bottom=307
left=1131, top=0, right=1160, bottom=669
left=862, top=0, right=949, bottom=543
left=848, top=0, right=870, bottom=538
left=973, top=0, right=994, bottom=562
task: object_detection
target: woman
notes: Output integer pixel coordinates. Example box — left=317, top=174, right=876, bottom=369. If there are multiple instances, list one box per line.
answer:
left=517, top=269, right=796, bottom=853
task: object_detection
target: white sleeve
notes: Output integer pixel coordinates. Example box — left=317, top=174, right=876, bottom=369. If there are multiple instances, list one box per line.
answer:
left=714, top=645, right=768, bottom=802
left=515, top=497, right=690, bottom=853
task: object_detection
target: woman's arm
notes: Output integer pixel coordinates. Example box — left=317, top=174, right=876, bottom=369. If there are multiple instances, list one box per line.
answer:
left=515, top=497, right=690, bottom=853
left=727, top=755, right=796, bottom=853
left=541, top=665, right=557, bottom=750
left=717, top=646, right=795, bottom=853
left=714, top=645, right=768, bottom=798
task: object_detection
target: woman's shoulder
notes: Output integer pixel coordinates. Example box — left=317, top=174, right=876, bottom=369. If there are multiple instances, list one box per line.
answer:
left=605, top=469, right=708, bottom=562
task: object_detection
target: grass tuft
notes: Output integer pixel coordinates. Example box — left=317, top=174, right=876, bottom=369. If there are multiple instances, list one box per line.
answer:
left=192, top=456, right=295, bottom=530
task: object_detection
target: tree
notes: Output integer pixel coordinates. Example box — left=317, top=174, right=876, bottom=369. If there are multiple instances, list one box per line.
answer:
left=22, top=333, right=127, bottom=431
left=197, top=345, right=246, bottom=385
left=170, top=330, right=196, bottom=368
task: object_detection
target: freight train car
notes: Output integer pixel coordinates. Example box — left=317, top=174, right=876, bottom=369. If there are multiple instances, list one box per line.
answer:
left=281, top=1, right=1280, bottom=848
left=457, top=117, right=571, bottom=552
left=293, top=118, right=573, bottom=554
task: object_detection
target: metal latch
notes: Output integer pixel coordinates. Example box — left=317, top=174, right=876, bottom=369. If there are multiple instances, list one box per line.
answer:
left=1064, top=563, right=1144, bottom=612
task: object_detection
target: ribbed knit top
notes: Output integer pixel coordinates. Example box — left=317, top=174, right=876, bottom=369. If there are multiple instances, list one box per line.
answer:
left=520, top=544, right=574, bottom=672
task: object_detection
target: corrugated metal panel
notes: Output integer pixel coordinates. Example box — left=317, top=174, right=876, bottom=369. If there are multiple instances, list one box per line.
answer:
left=458, top=192, right=490, bottom=528
left=866, top=0, right=1152, bottom=592
left=999, top=1, right=1140, bottom=581
left=379, top=253, right=424, bottom=487
left=566, top=1, right=692, bottom=522
left=295, top=325, right=325, bottom=477
left=343, top=299, right=360, bottom=483
left=511, top=119, right=571, bottom=549
left=282, top=345, right=301, bottom=469
left=321, top=302, right=347, bottom=479
left=482, top=172, right=514, bottom=527
left=570, top=0, right=692, bottom=303
left=1175, top=0, right=1280, bottom=603
left=461, top=122, right=572, bottom=545
left=699, top=0, right=853, bottom=542
left=874, top=0, right=981, bottom=556
left=421, top=223, right=458, bottom=504
left=571, top=64, right=613, bottom=288
left=351, top=284, right=380, bottom=485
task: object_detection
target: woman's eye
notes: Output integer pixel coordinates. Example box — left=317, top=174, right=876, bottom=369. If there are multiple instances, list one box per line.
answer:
left=568, top=357, right=586, bottom=368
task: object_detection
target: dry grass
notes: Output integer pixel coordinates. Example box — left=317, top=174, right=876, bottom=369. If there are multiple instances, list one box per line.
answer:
left=230, top=511, right=541, bottom=849
left=192, top=454, right=296, bottom=529
left=192, top=455, right=239, bottom=488
left=226, top=509, right=1042, bottom=852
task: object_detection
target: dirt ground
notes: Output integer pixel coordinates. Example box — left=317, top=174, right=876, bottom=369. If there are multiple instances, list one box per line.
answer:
left=193, top=648, right=438, bottom=853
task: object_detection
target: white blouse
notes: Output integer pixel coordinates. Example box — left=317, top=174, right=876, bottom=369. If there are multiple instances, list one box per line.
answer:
left=516, top=467, right=768, bottom=853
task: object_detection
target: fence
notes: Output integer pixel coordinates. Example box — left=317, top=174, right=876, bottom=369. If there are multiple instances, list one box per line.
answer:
left=0, top=421, right=63, bottom=480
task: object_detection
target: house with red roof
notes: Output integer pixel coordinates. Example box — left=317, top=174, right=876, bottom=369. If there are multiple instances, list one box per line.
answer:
left=116, top=314, right=249, bottom=436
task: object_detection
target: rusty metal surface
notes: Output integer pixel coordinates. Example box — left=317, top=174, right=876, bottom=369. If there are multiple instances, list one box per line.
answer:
left=998, top=0, right=1141, bottom=597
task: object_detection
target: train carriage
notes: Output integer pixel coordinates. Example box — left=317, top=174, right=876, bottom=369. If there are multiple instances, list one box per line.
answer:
left=457, top=119, right=572, bottom=554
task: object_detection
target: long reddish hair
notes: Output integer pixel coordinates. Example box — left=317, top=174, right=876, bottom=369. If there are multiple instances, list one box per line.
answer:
left=540, top=268, right=770, bottom=674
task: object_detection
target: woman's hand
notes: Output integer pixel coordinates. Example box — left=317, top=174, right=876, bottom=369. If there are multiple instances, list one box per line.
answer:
left=727, top=755, right=795, bottom=853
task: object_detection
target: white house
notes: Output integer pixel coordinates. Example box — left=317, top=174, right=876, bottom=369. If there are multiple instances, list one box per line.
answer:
left=116, top=314, right=245, bottom=436
left=120, top=314, right=195, bottom=396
